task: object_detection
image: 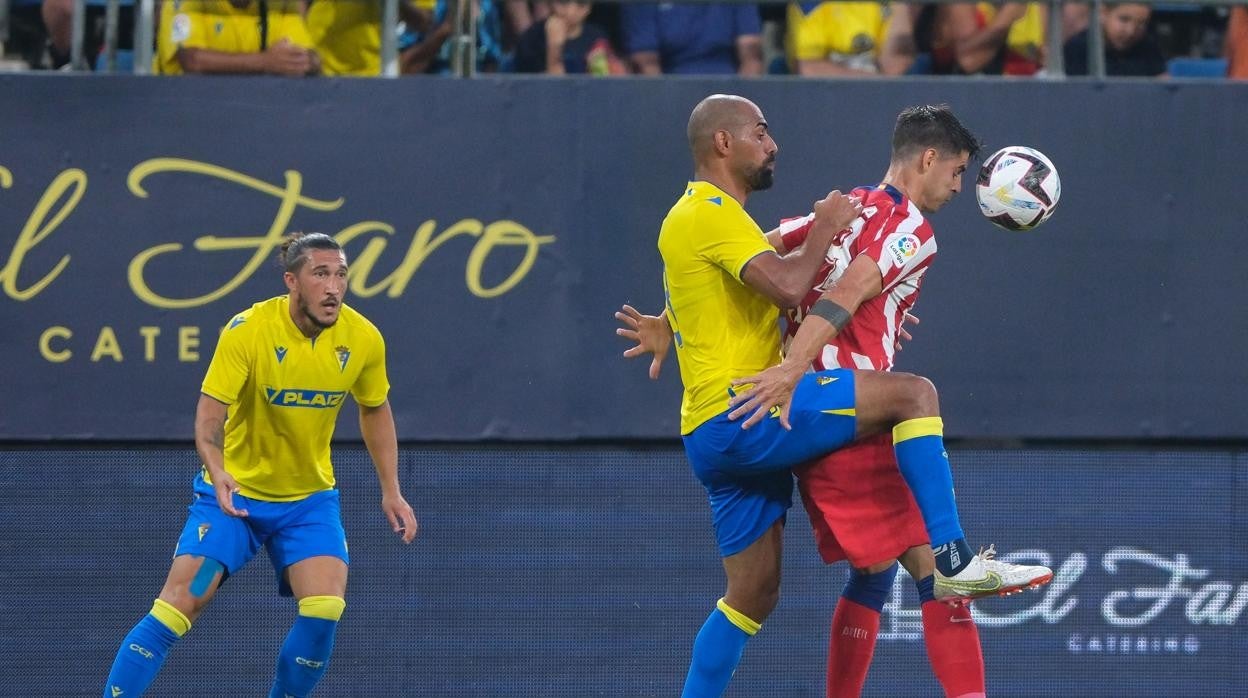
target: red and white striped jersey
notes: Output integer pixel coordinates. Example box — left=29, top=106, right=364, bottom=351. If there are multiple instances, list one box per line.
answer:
left=777, top=184, right=936, bottom=372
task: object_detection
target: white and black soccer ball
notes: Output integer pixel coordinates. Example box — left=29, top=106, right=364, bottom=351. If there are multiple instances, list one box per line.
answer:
left=975, top=146, right=1061, bottom=231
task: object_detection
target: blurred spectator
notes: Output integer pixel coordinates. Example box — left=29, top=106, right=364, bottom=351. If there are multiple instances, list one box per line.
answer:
left=1062, top=2, right=1090, bottom=41
left=157, top=0, right=319, bottom=76
left=304, top=0, right=433, bottom=76
left=941, top=2, right=1045, bottom=75
left=785, top=1, right=891, bottom=76
left=878, top=2, right=1044, bottom=76
left=4, top=0, right=51, bottom=69
left=513, top=0, right=622, bottom=74
left=305, top=0, right=381, bottom=76
left=1063, top=2, right=1165, bottom=77
left=400, top=0, right=505, bottom=74
left=620, top=2, right=762, bottom=76
left=501, top=0, right=550, bottom=40
left=1228, top=5, right=1248, bottom=79
left=878, top=3, right=953, bottom=74
left=42, top=0, right=135, bottom=69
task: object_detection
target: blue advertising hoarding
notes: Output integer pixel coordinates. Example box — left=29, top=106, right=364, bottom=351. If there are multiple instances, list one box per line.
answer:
left=2, top=76, right=1247, bottom=440
left=0, top=445, right=1243, bottom=695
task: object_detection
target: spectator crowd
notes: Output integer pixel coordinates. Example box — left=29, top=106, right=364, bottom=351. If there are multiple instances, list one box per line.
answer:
left=1, top=0, right=1245, bottom=78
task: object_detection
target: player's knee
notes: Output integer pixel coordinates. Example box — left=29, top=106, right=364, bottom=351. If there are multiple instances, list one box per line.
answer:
left=843, top=562, right=898, bottom=612
left=746, top=578, right=782, bottom=617
left=894, top=373, right=940, bottom=419
left=156, top=587, right=211, bottom=622
left=298, top=595, right=346, bottom=621
left=724, top=577, right=780, bottom=620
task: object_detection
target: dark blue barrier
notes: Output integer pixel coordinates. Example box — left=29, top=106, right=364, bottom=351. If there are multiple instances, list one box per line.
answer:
left=0, top=445, right=1244, bottom=695
left=2, top=76, right=1247, bottom=440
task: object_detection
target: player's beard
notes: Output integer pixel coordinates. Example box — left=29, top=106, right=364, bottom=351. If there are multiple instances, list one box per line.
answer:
left=298, top=295, right=337, bottom=330
left=745, top=160, right=775, bottom=193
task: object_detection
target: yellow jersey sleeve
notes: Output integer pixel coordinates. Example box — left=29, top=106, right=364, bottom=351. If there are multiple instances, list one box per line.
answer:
left=201, top=312, right=254, bottom=405
left=351, top=332, right=390, bottom=408
left=695, top=203, right=775, bottom=281
left=156, top=1, right=211, bottom=74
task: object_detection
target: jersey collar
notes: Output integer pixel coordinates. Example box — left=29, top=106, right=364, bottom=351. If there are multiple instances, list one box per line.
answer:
left=874, top=183, right=904, bottom=204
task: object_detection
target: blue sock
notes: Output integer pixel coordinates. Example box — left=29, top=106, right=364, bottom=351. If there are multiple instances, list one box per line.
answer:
left=682, top=599, right=759, bottom=698
left=915, top=574, right=936, bottom=603
left=269, top=596, right=343, bottom=698
left=932, top=539, right=976, bottom=577
left=103, top=600, right=190, bottom=698
left=892, top=418, right=965, bottom=550
left=842, top=564, right=898, bottom=612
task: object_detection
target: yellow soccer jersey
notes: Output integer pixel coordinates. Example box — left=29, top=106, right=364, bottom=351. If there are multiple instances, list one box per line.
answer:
left=306, top=0, right=382, bottom=76
left=201, top=296, right=390, bottom=501
left=658, top=181, right=782, bottom=435
left=157, top=0, right=314, bottom=76
left=786, top=2, right=890, bottom=72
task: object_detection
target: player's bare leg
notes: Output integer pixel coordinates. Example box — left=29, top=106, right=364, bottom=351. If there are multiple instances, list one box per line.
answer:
left=270, top=556, right=349, bottom=698
left=683, top=520, right=782, bottom=697
left=849, top=371, right=1052, bottom=603
left=102, top=555, right=224, bottom=697
left=157, top=554, right=227, bottom=621
left=721, top=521, right=783, bottom=622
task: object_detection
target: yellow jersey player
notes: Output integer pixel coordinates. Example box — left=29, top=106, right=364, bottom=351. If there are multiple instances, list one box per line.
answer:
left=650, top=95, right=1050, bottom=696
left=102, top=232, right=417, bottom=698
left=157, top=0, right=320, bottom=76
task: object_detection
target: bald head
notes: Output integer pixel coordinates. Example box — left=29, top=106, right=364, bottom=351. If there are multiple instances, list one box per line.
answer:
left=687, top=94, right=763, bottom=161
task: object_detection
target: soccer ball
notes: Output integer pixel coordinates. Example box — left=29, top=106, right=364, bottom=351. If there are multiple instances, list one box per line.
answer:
left=975, top=146, right=1061, bottom=231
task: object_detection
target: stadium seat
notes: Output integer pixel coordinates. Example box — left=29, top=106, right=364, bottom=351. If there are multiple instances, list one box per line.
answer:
left=1167, top=57, right=1228, bottom=78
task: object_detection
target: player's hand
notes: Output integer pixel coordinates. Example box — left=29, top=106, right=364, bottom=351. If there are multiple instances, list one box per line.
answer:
left=895, top=311, right=920, bottom=351
left=382, top=492, right=418, bottom=544
left=209, top=470, right=249, bottom=517
left=812, top=191, right=863, bottom=234
left=615, top=304, right=672, bottom=380
left=727, top=362, right=804, bottom=430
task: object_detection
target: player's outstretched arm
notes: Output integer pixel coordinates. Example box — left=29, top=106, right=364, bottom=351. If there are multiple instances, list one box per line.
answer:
left=615, top=305, right=672, bottom=380
left=195, top=394, right=249, bottom=517
left=741, top=191, right=861, bottom=308
left=729, top=255, right=884, bottom=429
left=359, top=400, right=418, bottom=544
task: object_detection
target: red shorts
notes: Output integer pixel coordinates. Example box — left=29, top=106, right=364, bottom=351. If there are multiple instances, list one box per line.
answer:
left=795, top=433, right=929, bottom=568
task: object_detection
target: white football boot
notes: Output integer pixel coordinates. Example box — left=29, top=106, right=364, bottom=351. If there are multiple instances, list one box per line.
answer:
left=934, top=544, right=1054, bottom=605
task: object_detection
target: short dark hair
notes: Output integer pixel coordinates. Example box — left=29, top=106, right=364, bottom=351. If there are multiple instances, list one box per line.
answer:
left=891, top=105, right=981, bottom=163
left=278, top=232, right=341, bottom=273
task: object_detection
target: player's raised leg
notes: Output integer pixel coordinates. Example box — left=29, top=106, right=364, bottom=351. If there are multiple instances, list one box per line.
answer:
left=852, top=371, right=1052, bottom=601
left=102, top=554, right=225, bottom=697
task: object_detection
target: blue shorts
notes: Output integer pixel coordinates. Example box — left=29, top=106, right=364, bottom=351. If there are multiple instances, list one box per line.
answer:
left=683, top=369, right=858, bottom=557
left=173, top=473, right=349, bottom=597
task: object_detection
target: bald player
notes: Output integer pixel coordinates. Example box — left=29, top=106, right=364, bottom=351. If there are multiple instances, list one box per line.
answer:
left=653, top=94, right=1049, bottom=696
